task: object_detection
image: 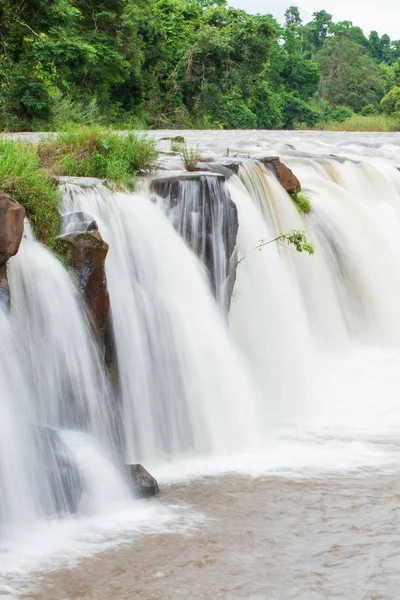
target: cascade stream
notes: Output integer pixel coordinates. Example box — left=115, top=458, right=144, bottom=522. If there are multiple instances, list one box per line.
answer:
left=2, top=131, right=400, bottom=584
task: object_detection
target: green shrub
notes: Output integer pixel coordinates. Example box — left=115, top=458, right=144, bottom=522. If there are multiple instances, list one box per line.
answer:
left=38, top=126, right=158, bottom=188
left=0, top=140, right=60, bottom=248
left=317, top=114, right=400, bottom=131
left=380, top=86, right=400, bottom=114
left=360, top=104, right=378, bottom=116
left=51, top=94, right=101, bottom=129
left=289, top=189, right=312, bottom=214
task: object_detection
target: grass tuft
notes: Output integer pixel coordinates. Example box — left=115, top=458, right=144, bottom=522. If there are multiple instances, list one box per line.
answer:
left=180, top=144, right=200, bottom=171
left=289, top=189, right=312, bottom=215
left=38, top=126, right=158, bottom=189
left=0, top=140, right=60, bottom=249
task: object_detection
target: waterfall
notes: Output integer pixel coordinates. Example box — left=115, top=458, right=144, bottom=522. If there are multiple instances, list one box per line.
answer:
left=278, top=155, right=400, bottom=345
left=226, top=174, right=316, bottom=419
left=3, top=132, right=400, bottom=575
left=1, top=233, right=131, bottom=533
left=61, top=184, right=262, bottom=464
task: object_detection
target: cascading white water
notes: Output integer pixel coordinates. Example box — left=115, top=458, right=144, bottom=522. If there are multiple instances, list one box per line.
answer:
left=62, top=184, right=262, bottom=464
left=4, top=131, right=400, bottom=584
left=150, top=173, right=237, bottom=312
left=0, top=304, right=43, bottom=529
left=1, top=232, right=132, bottom=532
left=226, top=174, right=316, bottom=419
left=278, top=155, right=400, bottom=346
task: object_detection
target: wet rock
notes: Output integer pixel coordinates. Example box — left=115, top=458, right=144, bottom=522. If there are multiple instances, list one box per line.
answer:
left=0, top=193, right=25, bottom=310
left=125, top=464, right=160, bottom=498
left=210, top=161, right=240, bottom=179
left=151, top=172, right=238, bottom=312
left=0, top=193, right=25, bottom=267
left=259, top=157, right=301, bottom=192
left=34, top=425, right=84, bottom=514
left=0, top=264, right=9, bottom=309
left=53, top=176, right=106, bottom=188
left=57, top=231, right=110, bottom=336
left=61, top=211, right=98, bottom=234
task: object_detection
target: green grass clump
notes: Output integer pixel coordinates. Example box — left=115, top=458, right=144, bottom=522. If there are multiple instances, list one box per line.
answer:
left=180, top=144, right=200, bottom=171
left=0, top=140, right=60, bottom=249
left=38, top=126, right=158, bottom=188
left=289, top=189, right=312, bottom=215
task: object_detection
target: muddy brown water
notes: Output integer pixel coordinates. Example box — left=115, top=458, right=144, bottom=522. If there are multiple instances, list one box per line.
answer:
left=16, top=472, right=400, bottom=600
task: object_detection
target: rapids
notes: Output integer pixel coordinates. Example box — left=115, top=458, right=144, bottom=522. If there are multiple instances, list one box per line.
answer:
left=2, top=130, right=400, bottom=599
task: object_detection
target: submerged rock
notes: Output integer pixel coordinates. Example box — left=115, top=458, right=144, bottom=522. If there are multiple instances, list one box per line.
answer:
left=125, top=464, right=160, bottom=498
left=0, top=264, right=9, bottom=308
left=57, top=230, right=110, bottom=337
left=61, top=211, right=98, bottom=234
left=259, top=157, right=301, bottom=192
left=34, top=425, right=84, bottom=514
left=151, top=172, right=238, bottom=312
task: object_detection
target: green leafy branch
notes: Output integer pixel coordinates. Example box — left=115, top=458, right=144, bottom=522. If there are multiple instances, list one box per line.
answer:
left=256, top=229, right=315, bottom=255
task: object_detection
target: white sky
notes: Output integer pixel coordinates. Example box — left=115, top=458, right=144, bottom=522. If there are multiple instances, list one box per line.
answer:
left=229, top=0, right=400, bottom=39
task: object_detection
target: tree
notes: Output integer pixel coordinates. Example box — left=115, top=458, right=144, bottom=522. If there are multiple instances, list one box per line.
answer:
left=381, top=86, right=400, bottom=114
left=284, top=6, right=302, bottom=29
left=303, top=10, right=332, bottom=55
left=316, top=37, right=385, bottom=111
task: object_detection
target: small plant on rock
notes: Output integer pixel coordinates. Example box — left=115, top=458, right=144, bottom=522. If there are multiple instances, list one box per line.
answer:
left=289, top=189, right=312, bottom=215
left=181, top=144, right=200, bottom=171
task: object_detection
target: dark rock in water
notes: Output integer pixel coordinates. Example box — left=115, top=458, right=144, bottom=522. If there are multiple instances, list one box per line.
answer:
left=57, top=231, right=110, bottom=338
left=53, top=176, right=106, bottom=188
left=210, top=161, right=240, bottom=179
left=150, top=172, right=238, bottom=312
left=34, top=426, right=84, bottom=514
left=125, top=464, right=160, bottom=498
left=61, top=211, right=99, bottom=234
left=171, top=135, right=185, bottom=144
left=0, top=193, right=25, bottom=267
left=259, top=157, right=301, bottom=192
left=0, top=264, right=10, bottom=309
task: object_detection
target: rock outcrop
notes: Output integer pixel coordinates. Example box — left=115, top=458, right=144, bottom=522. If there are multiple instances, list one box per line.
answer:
left=125, top=464, right=160, bottom=498
left=260, top=157, right=301, bottom=192
left=0, top=193, right=25, bottom=308
left=58, top=229, right=110, bottom=337
left=151, top=172, right=238, bottom=312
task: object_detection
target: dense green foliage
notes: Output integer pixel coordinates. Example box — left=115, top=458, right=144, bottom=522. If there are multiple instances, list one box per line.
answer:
left=1, top=1, right=400, bottom=130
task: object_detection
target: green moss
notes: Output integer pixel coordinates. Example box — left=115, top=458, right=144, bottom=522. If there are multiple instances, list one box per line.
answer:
left=38, top=126, right=158, bottom=188
left=289, top=188, right=312, bottom=215
left=0, top=140, right=60, bottom=249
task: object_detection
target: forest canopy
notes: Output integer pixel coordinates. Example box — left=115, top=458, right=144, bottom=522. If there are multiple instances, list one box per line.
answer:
left=1, top=0, right=400, bottom=130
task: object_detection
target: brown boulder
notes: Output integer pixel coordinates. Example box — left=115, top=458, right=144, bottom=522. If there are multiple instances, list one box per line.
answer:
left=0, top=193, right=25, bottom=267
left=58, top=231, right=110, bottom=335
left=125, top=464, right=160, bottom=498
left=260, top=157, right=301, bottom=192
